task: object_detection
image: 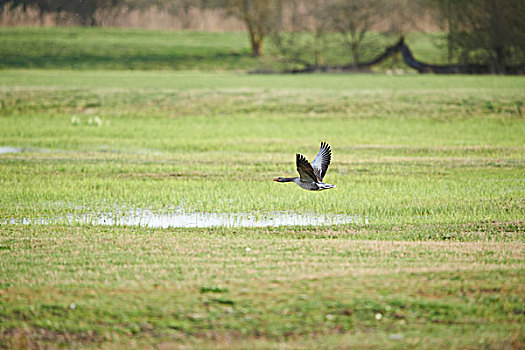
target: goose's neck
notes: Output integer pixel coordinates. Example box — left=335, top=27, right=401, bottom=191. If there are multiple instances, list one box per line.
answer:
left=280, top=177, right=296, bottom=182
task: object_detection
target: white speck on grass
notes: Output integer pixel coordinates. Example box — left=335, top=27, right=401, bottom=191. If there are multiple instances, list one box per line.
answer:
left=71, top=116, right=81, bottom=126
left=389, top=333, right=403, bottom=340
left=70, top=303, right=76, bottom=310
left=88, top=116, right=103, bottom=126
left=245, top=247, right=251, bottom=252
left=375, top=312, right=382, bottom=320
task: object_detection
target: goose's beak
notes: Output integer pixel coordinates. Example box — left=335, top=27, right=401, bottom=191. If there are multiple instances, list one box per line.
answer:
left=273, top=178, right=278, bottom=181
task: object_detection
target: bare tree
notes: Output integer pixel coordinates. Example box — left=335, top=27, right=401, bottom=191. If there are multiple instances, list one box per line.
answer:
left=226, top=0, right=282, bottom=57
left=271, top=0, right=334, bottom=69
left=379, top=0, right=430, bottom=34
left=324, top=0, right=385, bottom=67
left=432, top=0, right=525, bottom=73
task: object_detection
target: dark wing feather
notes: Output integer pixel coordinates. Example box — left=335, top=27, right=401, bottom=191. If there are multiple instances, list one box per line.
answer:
left=311, top=142, right=331, bottom=181
left=296, top=154, right=319, bottom=182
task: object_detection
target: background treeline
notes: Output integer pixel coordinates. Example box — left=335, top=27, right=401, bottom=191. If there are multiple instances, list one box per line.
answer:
left=1, top=0, right=524, bottom=73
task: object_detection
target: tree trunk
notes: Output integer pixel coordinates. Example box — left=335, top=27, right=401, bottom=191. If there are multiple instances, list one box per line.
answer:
left=39, top=8, right=45, bottom=26
left=494, top=45, right=505, bottom=74
left=490, top=0, right=504, bottom=74
left=351, top=42, right=359, bottom=68
left=249, top=30, right=264, bottom=57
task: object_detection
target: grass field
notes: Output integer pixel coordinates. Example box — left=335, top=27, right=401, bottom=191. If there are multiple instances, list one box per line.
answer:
left=0, top=27, right=447, bottom=71
left=1, top=69, right=524, bottom=348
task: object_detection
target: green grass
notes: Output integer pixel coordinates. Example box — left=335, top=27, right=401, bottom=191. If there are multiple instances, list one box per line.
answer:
left=0, top=70, right=524, bottom=348
left=1, top=226, right=523, bottom=348
left=0, top=27, right=256, bottom=70
left=1, top=71, right=523, bottom=224
left=0, top=27, right=448, bottom=71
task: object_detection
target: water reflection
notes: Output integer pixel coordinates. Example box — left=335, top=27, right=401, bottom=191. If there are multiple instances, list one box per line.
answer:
left=5, top=209, right=360, bottom=228
left=0, top=146, right=22, bottom=154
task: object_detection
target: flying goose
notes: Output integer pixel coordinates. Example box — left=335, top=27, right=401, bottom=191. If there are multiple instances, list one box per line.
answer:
left=273, top=142, right=335, bottom=191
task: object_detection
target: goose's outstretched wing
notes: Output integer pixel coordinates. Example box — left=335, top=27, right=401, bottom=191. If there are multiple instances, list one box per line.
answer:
left=311, top=142, right=331, bottom=181
left=296, top=154, right=319, bottom=182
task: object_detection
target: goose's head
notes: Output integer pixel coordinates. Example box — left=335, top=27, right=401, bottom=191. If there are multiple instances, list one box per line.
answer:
left=274, top=177, right=292, bottom=182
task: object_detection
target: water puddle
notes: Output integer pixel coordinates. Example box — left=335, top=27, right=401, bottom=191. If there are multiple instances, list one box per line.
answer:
left=0, top=146, right=54, bottom=154
left=0, top=146, right=22, bottom=154
left=4, top=209, right=361, bottom=228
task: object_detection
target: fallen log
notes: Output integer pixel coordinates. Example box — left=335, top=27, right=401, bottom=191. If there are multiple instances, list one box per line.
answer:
left=289, top=37, right=404, bottom=73
left=279, top=36, right=525, bottom=75
left=400, top=39, right=525, bottom=75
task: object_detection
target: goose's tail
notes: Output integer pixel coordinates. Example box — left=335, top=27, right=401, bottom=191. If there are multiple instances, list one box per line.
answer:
left=318, top=183, right=335, bottom=190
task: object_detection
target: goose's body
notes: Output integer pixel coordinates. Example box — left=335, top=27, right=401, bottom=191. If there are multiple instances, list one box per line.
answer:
left=274, top=142, right=335, bottom=191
